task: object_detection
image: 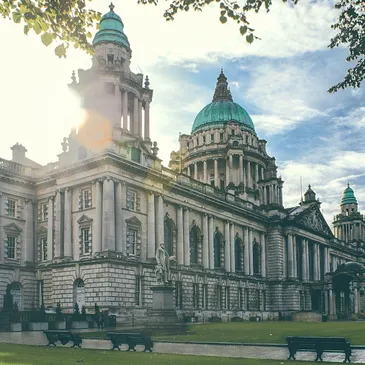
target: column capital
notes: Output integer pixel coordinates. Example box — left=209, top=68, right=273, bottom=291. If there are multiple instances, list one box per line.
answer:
left=25, top=198, right=36, bottom=205
left=48, top=196, right=54, bottom=202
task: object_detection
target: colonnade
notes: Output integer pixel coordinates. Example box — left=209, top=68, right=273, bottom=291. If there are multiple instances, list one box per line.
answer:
left=117, top=87, right=151, bottom=140
left=334, top=222, right=363, bottom=243
left=286, top=233, right=330, bottom=281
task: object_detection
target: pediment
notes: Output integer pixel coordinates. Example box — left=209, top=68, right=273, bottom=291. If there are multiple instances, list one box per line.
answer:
left=294, top=204, right=333, bottom=237
left=125, top=216, right=141, bottom=226
left=37, top=226, right=48, bottom=235
left=77, top=214, right=93, bottom=225
left=4, top=223, right=22, bottom=234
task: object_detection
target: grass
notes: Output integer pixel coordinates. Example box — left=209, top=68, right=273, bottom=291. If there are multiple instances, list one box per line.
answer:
left=82, top=321, right=365, bottom=345
left=0, top=343, right=318, bottom=365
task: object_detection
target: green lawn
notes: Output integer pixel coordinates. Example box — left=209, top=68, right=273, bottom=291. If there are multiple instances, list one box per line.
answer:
left=0, top=343, right=320, bottom=365
left=83, top=321, right=365, bottom=345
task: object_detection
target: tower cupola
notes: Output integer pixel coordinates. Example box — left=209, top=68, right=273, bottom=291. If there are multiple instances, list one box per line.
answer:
left=340, top=183, right=358, bottom=215
left=303, top=184, right=316, bottom=204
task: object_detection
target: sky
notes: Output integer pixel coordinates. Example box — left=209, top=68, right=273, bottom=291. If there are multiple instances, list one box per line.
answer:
left=0, top=0, right=364, bottom=227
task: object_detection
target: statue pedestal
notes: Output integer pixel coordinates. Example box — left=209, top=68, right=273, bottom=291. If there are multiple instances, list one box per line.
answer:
left=148, top=285, right=178, bottom=325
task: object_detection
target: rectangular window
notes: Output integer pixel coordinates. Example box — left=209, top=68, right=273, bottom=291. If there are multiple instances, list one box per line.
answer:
left=39, top=280, right=44, bottom=306
left=210, top=134, right=214, bottom=143
left=238, top=287, right=243, bottom=310
left=175, top=281, right=183, bottom=309
left=7, top=199, right=16, bottom=217
left=245, top=288, right=249, bottom=310
left=128, top=228, right=137, bottom=255
left=41, top=203, right=48, bottom=221
left=41, top=237, right=47, bottom=261
left=135, top=277, right=142, bottom=306
left=231, top=130, right=235, bottom=136
left=220, top=133, right=224, bottom=142
left=193, top=283, right=199, bottom=309
left=127, top=189, right=137, bottom=210
left=82, top=189, right=92, bottom=209
left=262, top=290, right=266, bottom=311
left=225, top=287, right=230, bottom=309
left=202, top=284, right=208, bottom=309
left=7, top=235, right=16, bottom=259
left=81, top=227, right=91, bottom=254
left=202, top=136, right=206, bottom=144
left=217, top=285, right=222, bottom=310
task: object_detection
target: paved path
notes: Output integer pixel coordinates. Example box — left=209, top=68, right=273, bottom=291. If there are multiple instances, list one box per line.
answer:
left=0, top=332, right=364, bottom=363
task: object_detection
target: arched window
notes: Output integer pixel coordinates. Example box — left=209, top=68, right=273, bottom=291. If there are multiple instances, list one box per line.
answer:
left=235, top=237, right=243, bottom=271
left=253, top=240, right=261, bottom=276
left=10, top=282, right=22, bottom=310
left=74, top=279, right=85, bottom=309
left=214, top=231, right=223, bottom=268
left=190, top=225, right=199, bottom=264
left=164, top=218, right=173, bottom=256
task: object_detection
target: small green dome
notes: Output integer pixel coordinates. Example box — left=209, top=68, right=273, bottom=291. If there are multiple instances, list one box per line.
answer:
left=341, top=184, right=358, bottom=205
left=93, top=3, right=130, bottom=48
left=192, top=70, right=255, bottom=133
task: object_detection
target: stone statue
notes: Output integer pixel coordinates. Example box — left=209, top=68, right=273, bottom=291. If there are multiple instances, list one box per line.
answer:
left=155, top=243, right=174, bottom=284
left=2, top=285, right=13, bottom=312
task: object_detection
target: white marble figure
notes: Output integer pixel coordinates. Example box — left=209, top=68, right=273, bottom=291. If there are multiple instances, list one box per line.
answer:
left=155, top=242, right=174, bottom=284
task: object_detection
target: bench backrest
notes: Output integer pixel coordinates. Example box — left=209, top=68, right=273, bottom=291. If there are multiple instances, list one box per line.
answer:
left=286, top=336, right=349, bottom=350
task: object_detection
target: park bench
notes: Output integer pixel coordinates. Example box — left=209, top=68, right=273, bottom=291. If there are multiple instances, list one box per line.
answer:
left=43, top=330, right=82, bottom=348
left=108, top=332, right=153, bottom=352
left=286, top=336, right=351, bottom=363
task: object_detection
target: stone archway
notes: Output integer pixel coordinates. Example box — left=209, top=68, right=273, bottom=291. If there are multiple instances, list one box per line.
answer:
left=332, top=262, right=365, bottom=319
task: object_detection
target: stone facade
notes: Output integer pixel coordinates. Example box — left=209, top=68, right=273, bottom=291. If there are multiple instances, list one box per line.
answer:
left=1, top=5, right=365, bottom=322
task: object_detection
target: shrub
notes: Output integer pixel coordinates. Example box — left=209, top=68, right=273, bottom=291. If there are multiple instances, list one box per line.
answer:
left=72, top=303, right=80, bottom=321
left=55, top=302, right=64, bottom=321
left=10, top=303, right=21, bottom=323
left=81, top=306, right=87, bottom=320
left=231, top=316, right=243, bottom=322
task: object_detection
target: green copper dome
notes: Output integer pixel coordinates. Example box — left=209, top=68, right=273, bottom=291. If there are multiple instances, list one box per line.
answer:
left=93, top=3, right=130, bottom=48
left=192, top=70, right=255, bottom=133
left=341, top=184, right=358, bottom=205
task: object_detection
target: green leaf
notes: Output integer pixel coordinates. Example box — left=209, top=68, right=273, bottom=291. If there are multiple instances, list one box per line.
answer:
left=23, top=24, right=29, bottom=35
left=240, top=25, right=248, bottom=35
left=12, top=11, right=22, bottom=24
left=19, top=5, right=27, bottom=14
left=219, top=15, right=227, bottom=24
left=40, top=21, right=49, bottom=32
left=41, top=32, right=53, bottom=46
left=246, top=33, right=254, bottom=43
left=33, top=22, right=41, bottom=34
left=54, top=44, right=66, bottom=58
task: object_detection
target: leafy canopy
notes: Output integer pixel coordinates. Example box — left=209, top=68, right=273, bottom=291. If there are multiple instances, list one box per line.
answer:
left=0, top=0, right=364, bottom=92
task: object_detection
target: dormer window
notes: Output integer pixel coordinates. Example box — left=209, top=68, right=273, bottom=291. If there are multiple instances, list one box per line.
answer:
left=107, top=53, right=114, bottom=64
left=220, top=133, right=224, bottom=142
left=203, top=136, right=206, bottom=144
left=196, top=138, right=199, bottom=146
left=210, top=134, right=214, bottom=143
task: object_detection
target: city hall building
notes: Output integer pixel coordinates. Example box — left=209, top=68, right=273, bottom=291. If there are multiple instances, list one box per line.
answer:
left=1, top=5, right=365, bottom=322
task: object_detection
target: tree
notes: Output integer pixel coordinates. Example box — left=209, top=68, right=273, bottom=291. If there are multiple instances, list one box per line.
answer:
left=0, top=0, right=363, bottom=92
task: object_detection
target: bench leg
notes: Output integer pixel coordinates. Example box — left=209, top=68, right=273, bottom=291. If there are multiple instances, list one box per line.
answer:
left=344, top=354, right=351, bottom=363
left=144, top=345, right=153, bottom=353
left=287, top=352, right=296, bottom=360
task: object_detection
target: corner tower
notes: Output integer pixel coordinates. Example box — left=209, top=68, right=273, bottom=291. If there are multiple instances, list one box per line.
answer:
left=333, top=184, right=365, bottom=243
left=62, top=3, right=154, bottom=165
left=169, top=70, right=284, bottom=207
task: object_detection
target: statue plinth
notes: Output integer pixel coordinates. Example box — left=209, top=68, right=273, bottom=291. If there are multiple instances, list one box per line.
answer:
left=148, top=284, right=178, bottom=325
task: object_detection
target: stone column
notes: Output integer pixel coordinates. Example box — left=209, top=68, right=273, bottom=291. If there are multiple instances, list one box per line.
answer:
left=229, top=154, right=233, bottom=183
left=184, top=208, right=190, bottom=266
left=147, top=192, right=156, bottom=259
left=224, top=221, right=231, bottom=272
left=208, top=216, right=214, bottom=269
left=244, top=227, right=249, bottom=275
left=47, top=196, right=54, bottom=261
left=261, top=232, right=266, bottom=277
left=114, top=84, right=122, bottom=128
left=177, top=206, right=184, bottom=265
left=230, top=223, right=235, bottom=273
left=225, top=157, right=230, bottom=184
left=203, top=160, right=207, bottom=184
left=270, top=185, right=274, bottom=204
left=194, top=162, right=198, bottom=180
left=287, top=234, right=294, bottom=278
left=203, top=214, right=209, bottom=268
left=156, top=195, right=164, bottom=248
left=63, top=188, right=72, bottom=258
left=138, top=100, right=143, bottom=138
left=24, top=199, right=34, bottom=263
left=247, top=161, right=251, bottom=188
left=248, top=228, right=253, bottom=275
left=305, top=240, right=310, bottom=280
left=54, top=190, right=62, bottom=259
left=324, top=246, right=329, bottom=275
left=187, top=165, right=191, bottom=177
left=293, top=234, right=297, bottom=278
left=94, top=180, right=102, bottom=254
left=115, top=182, right=124, bottom=254
left=123, top=90, right=128, bottom=130
left=354, top=287, right=359, bottom=314
left=301, top=238, right=307, bottom=281
left=279, top=186, right=283, bottom=206
left=133, top=96, right=139, bottom=135
left=255, top=163, right=259, bottom=187
left=214, top=159, right=218, bottom=187
left=313, top=242, right=318, bottom=281
left=329, top=288, right=334, bottom=315
left=144, top=101, right=150, bottom=140
left=239, top=155, right=244, bottom=183
left=261, top=166, right=264, bottom=180
left=102, top=178, right=115, bottom=251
